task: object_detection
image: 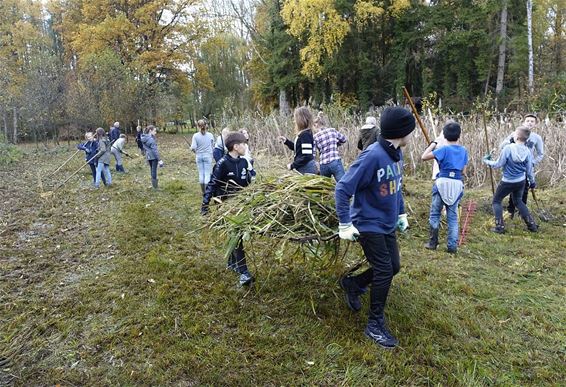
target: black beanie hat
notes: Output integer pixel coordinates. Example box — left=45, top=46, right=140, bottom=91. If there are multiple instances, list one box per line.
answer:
left=225, top=132, right=247, bottom=151
left=380, top=107, right=416, bottom=139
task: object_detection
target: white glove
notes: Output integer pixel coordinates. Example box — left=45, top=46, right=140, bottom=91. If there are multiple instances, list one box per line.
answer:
left=287, top=163, right=293, bottom=170
left=158, top=160, right=164, bottom=167
left=397, top=213, right=408, bottom=232
left=338, top=223, right=359, bottom=241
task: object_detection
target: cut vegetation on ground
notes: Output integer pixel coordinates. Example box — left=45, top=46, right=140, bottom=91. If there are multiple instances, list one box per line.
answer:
left=1, top=135, right=565, bottom=385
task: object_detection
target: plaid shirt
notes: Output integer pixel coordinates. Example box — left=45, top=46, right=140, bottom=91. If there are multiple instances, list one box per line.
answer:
left=314, top=127, right=347, bottom=165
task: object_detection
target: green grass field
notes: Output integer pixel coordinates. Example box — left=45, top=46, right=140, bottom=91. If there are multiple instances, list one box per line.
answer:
left=1, top=134, right=565, bottom=385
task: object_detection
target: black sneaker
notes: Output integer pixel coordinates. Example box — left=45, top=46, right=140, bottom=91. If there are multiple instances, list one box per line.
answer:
left=491, top=226, right=505, bottom=234
left=339, top=276, right=362, bottom=312
left=365, top=319, right=398, bottom=348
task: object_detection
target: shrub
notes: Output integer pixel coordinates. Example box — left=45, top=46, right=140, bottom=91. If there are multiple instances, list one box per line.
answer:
left=0, top=141, right=23, bottom=165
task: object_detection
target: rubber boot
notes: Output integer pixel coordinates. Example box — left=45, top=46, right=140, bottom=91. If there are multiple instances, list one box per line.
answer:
left=523, top=214, right=538, bottom=232
left=491, top=217, right=505, bottom=234
left=151, top=178, right=158, bottom=189
left=424, top=227, right=439, bottom=250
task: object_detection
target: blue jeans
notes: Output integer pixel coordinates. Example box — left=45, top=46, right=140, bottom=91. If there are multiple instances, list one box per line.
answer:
left=196, top=154, right=213, bottom=184
left=95, top=162, right=112, bottom=187
left=320, top=159, right=345, bottom=182
left=429, top=188, right=461, bottom=250
left=295, top=160, right=317, bottom=174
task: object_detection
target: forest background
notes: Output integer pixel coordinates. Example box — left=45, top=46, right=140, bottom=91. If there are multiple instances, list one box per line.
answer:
left=0, top=0, right=564, bottom=146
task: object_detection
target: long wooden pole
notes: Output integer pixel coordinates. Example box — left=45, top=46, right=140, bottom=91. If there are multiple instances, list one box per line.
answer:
left=53, top=155, right=97, bottom=192
left=49, top=149, right=81, bottom=177
left=482, top=112, right=496, bottom=195
left=402, top=87, right=431, bottom=144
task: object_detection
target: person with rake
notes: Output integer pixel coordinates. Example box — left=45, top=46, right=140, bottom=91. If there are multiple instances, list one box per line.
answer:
left=77, top=131, right=105, bottom=185
left=201, top=132, right=254, bottom=287
left=141, top=125, right=164, bottom=189
left=499, top=114, right=544, bottom=219
left=111, top=134, right=128, bottom=173
left=484, top=125, right=538, bottom=233
left=93, top=127, right=113, bottom=189
left=335, top=107, right=415, bottom=349
left=421, top=121, right=468, bottom=254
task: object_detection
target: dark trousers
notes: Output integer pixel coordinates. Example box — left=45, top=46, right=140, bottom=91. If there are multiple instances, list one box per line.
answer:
left=507, top=179, right=529, bottom=214
left=89, top=163, right=106, bottom=184
left=228, top=238, right=248, bottom=274
left=148, top=159, right=158, bottom=180
left=494, top=180, right=531, bottom=223
left=350, top=232, right=400, bottom=321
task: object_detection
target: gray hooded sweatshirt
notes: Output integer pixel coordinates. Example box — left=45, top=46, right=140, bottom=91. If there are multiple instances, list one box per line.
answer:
left=485, top=143, right=534, bottom=184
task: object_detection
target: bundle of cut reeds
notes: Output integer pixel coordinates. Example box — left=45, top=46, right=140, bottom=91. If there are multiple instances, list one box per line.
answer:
left=204, top=174, right=340, bottom=256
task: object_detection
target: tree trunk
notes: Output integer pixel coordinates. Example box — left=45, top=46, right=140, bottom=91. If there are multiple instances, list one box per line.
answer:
left=496, top=1, right=508, bottom=95
left=2, top=110, right=7, bottom=142
left=13, top=106, right=18, bottom=144
left=527, top=0, right=534, bottom=94
left=555, top=5, right=563, bottom=75
left=279, top=88, right=290, bottom=116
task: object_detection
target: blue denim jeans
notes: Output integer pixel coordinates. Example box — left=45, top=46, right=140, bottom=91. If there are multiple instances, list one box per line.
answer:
left=296, top=159, right=317, bottom=174
left=429, top=189, right=461, bottom=250
left=95, top=162, right=112, bottom=188
left=196, top=153, right=213, bottom=184
left=320, top=159, right=345, bottom=182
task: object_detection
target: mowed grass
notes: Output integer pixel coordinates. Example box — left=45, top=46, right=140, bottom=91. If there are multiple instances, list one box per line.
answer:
left=1, top=134, right=565, bottom=385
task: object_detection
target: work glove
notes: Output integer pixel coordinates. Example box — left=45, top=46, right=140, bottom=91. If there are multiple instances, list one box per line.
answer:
left=397, top=214, right=409, bottom=232
left=482, top=154, right=492, bottom=161
left=529, top=181, right=536, bottom=189
left=338, top=223, right=359, bottom=241
left=158, top=160, right=164, bottom=167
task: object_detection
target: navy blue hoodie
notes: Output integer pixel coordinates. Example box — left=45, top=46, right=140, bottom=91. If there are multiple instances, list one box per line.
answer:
left=335, top=137, right=405, bottom=234
left=77, top=141, right=99, bottom=164
left=203, top=153, right=252, bottom=206
left=283, top=129, right=315, bottom=170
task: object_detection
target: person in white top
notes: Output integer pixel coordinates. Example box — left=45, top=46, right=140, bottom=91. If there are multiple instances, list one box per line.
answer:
left=111, top=134, right=128, bottom=172
left=191, top=119, right=215, bottom=194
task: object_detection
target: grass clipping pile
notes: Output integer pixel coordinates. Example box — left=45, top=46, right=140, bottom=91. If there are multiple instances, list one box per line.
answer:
left=205, top=174, right=349, bottom=267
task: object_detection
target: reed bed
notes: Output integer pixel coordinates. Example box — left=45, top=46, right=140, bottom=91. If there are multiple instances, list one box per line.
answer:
left=216, top=109, right=566, bottom=188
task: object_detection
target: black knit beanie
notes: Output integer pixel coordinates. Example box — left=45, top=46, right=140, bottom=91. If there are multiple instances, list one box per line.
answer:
left=380, top=107, right=416, bottom=139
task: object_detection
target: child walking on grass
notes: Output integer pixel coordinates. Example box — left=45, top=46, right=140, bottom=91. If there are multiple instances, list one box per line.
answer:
left=94, top=127, right=112, bottom=188
left=421, top=122, right=468, bottom=253
left=278, top=107, right=317, bottom=174
left=201, top=132, right=254, bottom=287
left=484, top=126, right=538, bottom=234
left=335, top=107, right=415, bottom=349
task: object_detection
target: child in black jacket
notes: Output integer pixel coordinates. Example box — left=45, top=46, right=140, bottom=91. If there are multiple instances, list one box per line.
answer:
left=278, top=107, right=317, bottom=174
left=202, top=132, right=254, bottom=286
